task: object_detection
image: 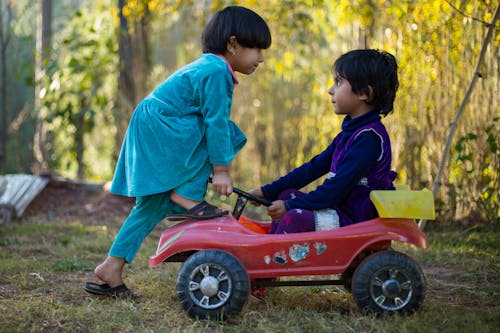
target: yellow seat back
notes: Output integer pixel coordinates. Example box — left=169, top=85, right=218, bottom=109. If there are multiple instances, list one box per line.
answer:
left=370, top=188, right=435, bottom=220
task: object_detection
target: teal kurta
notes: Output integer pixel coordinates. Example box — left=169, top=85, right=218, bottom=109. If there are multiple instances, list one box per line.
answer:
left=110, top=54, right=247, bottom=197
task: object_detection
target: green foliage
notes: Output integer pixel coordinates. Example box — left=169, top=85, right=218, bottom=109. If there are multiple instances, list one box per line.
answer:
left=447, top=116, right=499, bottom=224
left=40, top=3, right=117, bottom=180
left=3, top=0, right=498, bottom=223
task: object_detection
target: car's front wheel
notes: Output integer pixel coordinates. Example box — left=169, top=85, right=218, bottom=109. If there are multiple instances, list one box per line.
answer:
left=176, top=249, right=250, bottom=320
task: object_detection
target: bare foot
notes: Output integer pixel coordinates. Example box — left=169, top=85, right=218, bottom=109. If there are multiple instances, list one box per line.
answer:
left=94, top=256, right=126, bottom=288
left=170, top=191, right=202, bottom=210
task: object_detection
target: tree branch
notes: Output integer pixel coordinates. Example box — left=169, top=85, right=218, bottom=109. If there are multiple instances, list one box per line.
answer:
left=444, top=0, right=500, bottom=27
left=419, top=3, right=500, bottom=230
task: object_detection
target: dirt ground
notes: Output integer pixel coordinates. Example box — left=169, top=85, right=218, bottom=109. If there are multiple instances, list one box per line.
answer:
left=23, top=182, right=135, bottom=220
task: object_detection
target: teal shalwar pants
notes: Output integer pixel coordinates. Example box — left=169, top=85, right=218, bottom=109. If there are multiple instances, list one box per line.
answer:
left=109, top=172, right=210, bottom=263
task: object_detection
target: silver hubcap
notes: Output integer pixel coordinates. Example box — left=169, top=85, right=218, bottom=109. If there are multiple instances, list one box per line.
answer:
left=369, top=268, right=413, bottom=311
left=188, top=264, right=232, bottom=309
left=199, top=276, right=219, bottom=297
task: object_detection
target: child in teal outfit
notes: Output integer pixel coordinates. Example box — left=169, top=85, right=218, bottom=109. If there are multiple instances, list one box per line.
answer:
left=85, top=6, right=271, bottom=298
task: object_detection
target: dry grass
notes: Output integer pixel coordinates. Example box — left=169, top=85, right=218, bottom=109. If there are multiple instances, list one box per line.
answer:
left=0, top=207, right=498, bottom=332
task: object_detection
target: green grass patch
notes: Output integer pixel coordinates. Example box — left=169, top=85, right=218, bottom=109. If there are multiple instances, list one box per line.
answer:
left=0, top=215, right=498, bottom=332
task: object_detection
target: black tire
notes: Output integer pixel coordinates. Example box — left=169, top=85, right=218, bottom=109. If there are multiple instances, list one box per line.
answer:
left=352, top=251, right=426, bottom=315
left=176, top=250, right=250, bottom=320
left=341, top=266, right=355, bottom=293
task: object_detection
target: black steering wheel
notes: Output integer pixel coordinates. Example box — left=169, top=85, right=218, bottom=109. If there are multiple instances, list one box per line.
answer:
left=208, top=178, right=271, bottom=219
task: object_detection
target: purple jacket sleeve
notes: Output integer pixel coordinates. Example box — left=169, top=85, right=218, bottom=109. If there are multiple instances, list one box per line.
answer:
left=264, top=131, right=382, bottom=210
left=261, top=140, right=336, bottom=200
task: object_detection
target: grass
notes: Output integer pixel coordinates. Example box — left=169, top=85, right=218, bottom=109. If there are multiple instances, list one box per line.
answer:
left=0, top=211, right=499, bottom=333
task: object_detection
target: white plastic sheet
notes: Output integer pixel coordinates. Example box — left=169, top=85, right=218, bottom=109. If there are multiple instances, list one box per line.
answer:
left=0, top=174, right=49, bottom=218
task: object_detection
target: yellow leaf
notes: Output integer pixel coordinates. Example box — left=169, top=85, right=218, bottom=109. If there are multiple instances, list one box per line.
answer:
left=109, top=7, right=120, bottom=26
left=148, top=0, right=159, bottom=11
left=122, top=5, right=131, bottom=17
left=275, top=62, right=284, bottom=75
left=283, top=52, right=294, bottom=67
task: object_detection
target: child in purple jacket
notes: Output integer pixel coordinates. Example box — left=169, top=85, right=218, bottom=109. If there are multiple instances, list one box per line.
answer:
left=250, top=49, right=399, bottom=234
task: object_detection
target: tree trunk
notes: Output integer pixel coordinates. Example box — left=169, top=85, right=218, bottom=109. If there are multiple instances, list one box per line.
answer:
left=113, top=0, right=150, bottom=163
left=132, top=3, right=150, bottom=106
left=0, top=0, right=12, bottom=168
left=33, top=0, right=52, bottom=171
left=114, top=0, right=136, bottom=163
left=75, top=109, right=85, bottom=180
left=359, top=0, right=376, bottom=48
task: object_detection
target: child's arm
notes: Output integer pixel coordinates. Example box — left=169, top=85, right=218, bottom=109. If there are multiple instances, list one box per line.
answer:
left=212, top=164, right=232, bottom=196
left=200, top=65, right=236, bottom=168
left=286, top=132, right=382, bottom=210
left=249, top=186, right=286, bottom=220
left=261, top=141, right=336, bottom=200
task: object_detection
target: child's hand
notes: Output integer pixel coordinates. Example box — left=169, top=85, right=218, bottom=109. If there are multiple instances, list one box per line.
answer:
left=248, top=188, right=264, bottom=206
left=267, top=200, right=286, bottom=221
left=212, top=172, right=233, bottom=196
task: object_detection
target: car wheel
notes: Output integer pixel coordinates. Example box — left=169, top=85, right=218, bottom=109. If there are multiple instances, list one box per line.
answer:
left=352, top=251, right=426, bottom=315
left=341, top=266, right=355, bottom=293
left=176, top=249, right=250, bottom=320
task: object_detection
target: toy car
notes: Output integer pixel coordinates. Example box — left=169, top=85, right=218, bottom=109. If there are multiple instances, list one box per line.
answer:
left=149, top=185, right=435, bottom=320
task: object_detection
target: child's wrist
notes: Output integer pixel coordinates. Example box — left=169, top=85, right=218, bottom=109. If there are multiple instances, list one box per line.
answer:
left=213, top=165, right=229, bottom=175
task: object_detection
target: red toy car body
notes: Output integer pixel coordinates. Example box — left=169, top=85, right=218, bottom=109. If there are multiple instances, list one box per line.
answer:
left=149, top=187, right=434, bottom=320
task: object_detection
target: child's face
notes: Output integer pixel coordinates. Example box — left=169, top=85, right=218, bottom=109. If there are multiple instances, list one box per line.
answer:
left=328, top=74, right=370, bottom=118
left=227, top=43, right=264, bottom=75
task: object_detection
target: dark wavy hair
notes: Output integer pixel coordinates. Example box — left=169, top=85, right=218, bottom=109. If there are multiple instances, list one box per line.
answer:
left=202, top=6, right=272, bottom=54
left=333, top=49, right=399, bottom=115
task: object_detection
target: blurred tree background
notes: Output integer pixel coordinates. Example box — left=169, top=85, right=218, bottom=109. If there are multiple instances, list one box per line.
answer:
left=0, top=0, right=498, bottom=225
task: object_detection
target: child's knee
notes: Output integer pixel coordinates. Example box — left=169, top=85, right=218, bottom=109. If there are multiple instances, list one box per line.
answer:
left=277, top=189, right=305, bottom=201
left=276, top=209, right=315, bottom=234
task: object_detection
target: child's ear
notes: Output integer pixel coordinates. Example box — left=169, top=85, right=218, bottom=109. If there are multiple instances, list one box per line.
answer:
left=226, top=36, right=237, bottom=55
left=360, top=85, right=374, bottom=102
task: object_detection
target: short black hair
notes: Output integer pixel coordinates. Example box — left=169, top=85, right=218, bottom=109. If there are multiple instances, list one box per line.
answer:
left=334, top=49, right=399, bottom=115
left=202, top=6, right=272, bottom=54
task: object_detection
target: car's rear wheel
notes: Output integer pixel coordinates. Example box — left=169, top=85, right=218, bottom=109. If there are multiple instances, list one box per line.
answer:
left=352, top=250, right=426, bottom=315
left=176, top=249, right=250, bottom=320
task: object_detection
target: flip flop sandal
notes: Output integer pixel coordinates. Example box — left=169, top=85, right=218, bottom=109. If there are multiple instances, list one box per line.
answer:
left=166, top=201, right=228, bottom=222
left=84, top=282, right=140, bottom=299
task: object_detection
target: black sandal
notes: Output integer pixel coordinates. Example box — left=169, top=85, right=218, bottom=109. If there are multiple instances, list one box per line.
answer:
left=84, top=282, right=140, bottom=299
left=166, top=201, right=228, bottom=222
